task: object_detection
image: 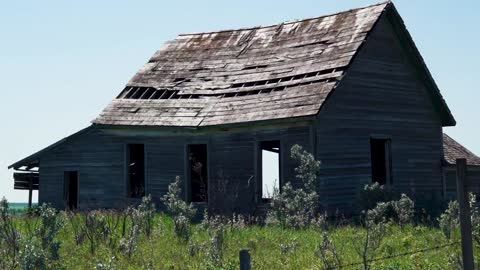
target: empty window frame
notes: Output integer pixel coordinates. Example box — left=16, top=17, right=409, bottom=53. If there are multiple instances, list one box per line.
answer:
left=370, top=138, right=392, bottom=185
left=127, top=144, right=145, bottom=198
left=188, top=144, right=208, bottom=202
left=259, top=140, right=281, bottom=200
left=63, top=171, right=78, bottom=210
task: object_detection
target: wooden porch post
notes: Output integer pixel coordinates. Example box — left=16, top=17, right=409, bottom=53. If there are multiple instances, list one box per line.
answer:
left=28, top=177, right=33, bottom=208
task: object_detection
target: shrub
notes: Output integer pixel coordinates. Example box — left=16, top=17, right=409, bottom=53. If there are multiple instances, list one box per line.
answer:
left=359, top=183, right=393, bottom=210
left=279, top=239, right=298, bottom=255
left=360, top=193, right=415, bottom=226
left=119, top=222, right=140, bottom=258
left=291, top=144, right=321, bottom=192
left=438, top=200, right=459, bottom=240
left=94, top=256, right=116, bottom=270
left=393, top=193, right=415, bottom=225
left=470, top=194, right=480, bottom=246
left=36, top=204, right=63, bottom=260
left=352, top=209, right=387, bottom=270
left=266, top=145, right=321, bottom=228
left=315, top=231, right=342, bottom=270
left=206, top=227, right=224, bottom=268
left=84, top=210, right=111, bottom=254
left=65, top=212, right=86, bottom=246
left=119, top=199, right=156, bottom=258
left=136, top=195, right=156, bottom=237
left=438, top=194, right=480, bottom=244
left=18, top=238, right=46, bottom=270
left=0, top=197, right=21, bottom=269
left=162, top=176, right=196, bottom=240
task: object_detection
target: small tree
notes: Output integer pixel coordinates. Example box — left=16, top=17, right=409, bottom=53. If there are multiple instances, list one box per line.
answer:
left=315, top=231, right=342, bottom=270
left=266, top=145, right=321, bottom=228
left=352, top=208, right=387, bottom=270
left=137, top=195, right=156, bottom=237
left=162, top=176, right=197, bottom=240
left=438, top=200, right=460, bottom=240
left=36, top=204, right=63, bottom=261
left=359, top=183, right=393, bottom=210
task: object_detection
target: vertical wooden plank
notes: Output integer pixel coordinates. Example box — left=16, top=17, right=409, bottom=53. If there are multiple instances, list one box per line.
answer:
left=207, top=136, right=212, bottom=210
left=184, top=144, right=190, bottom=202
left=144, top=143, right=149, bottom=196
left=254, top=141, right=261, bottom=204
left=441, top=164, right=447, bottom=201
left=456, top=158, right=474, bottom=270
left=309, top=122, right=317, bottom=159
left=239, top=249, right=251, bottom=270
left=28, top=177, right=33, bottom=208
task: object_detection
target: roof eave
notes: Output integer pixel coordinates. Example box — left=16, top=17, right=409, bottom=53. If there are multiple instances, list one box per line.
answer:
left=93, top=114, right=316, bottom=132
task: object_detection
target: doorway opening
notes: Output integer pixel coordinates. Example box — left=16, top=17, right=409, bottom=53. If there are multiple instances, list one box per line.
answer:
left=370, top=138, right=392, bottom=185
left=64, top=171, right=78, bottom=210
left=127, top=144, right=145, bottom=198
left=188, top=144, right=208, bottom=202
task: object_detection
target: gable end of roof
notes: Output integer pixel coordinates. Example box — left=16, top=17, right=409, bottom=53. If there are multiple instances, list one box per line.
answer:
left=383, top=5, right=456, bottom=126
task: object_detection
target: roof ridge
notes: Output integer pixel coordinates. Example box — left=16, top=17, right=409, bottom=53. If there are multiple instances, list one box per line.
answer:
left=178, top=1, right=391, bottom=37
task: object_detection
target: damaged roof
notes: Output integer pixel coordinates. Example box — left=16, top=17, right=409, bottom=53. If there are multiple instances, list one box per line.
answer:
left=443, top=134, right=480, bottom=166
left=93, top=1, right=454, bottom=127
left=93, top=2, right=388, bottom=127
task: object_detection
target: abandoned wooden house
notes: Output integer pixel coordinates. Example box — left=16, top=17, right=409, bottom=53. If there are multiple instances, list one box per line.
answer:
left=9, top=2, right=480, bottom=214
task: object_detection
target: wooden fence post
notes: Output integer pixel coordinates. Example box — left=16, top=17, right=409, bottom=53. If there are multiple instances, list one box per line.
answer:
left=456, top=158, right=474, bottom=270
left=239, top=249, right=251, bottom=270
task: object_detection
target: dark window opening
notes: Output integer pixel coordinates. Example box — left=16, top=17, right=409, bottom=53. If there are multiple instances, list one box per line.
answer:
left=128, top=144, right=145, bottom=198
left=260, top=141, right=281, bottom=200
left=63, top=171, right=78, bottom=210
left=188, top=144, right=208, bottom=202
left=370, top=138, right=392, bottom=185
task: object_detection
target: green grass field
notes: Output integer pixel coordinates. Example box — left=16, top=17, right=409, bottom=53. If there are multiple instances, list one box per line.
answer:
left=2, top=213, right=468, bottom=270
left=9, top=203, right=29, bottom=210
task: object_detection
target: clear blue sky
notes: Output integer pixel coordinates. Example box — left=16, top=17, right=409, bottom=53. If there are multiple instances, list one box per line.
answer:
left=1, top=0, right=479, bottom=202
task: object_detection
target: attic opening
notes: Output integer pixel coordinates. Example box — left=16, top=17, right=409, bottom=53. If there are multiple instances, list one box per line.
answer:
left=63, top=171, right=78, bottom=210
left=127, top=144, right=145, bottom=198
left=370, top=138, right=392, bottom=186
left=259, top=140, right=281, bottom=200
left=188, top=144, right=208, bottom=203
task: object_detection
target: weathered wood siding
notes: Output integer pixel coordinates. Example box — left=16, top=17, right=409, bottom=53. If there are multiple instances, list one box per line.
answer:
left=314, top=15, right=444, bottom=213
left=445, top=166, right=480, bottom=201
left=37, top=12, right=449, bottom=214
left=40, top=129, right=125, bottom=209
left=39, top=124, right=311, bottom=212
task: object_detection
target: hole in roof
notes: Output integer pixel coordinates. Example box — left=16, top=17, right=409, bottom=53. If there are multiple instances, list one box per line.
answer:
left=118, top=67, right=344, bottom=101
left=242, top=64, right=268, bottom=70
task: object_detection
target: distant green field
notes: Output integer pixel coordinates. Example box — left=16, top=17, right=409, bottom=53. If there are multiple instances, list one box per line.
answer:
left=9, top=202, right=36, bottom=210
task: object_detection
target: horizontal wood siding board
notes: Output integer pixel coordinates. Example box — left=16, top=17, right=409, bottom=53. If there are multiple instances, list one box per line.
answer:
left=37, top=124, right=312, bottom=213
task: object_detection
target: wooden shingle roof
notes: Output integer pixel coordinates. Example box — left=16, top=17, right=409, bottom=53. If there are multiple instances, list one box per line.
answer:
left=443, top=134, right=480, bottom=166
left=93, top=2, right=390, bottom=127
left=93, top=1, right=455, bottom=127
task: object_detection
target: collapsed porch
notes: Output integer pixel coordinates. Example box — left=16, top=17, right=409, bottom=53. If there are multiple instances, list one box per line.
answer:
left=11, top=163, right=39, bottom=208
